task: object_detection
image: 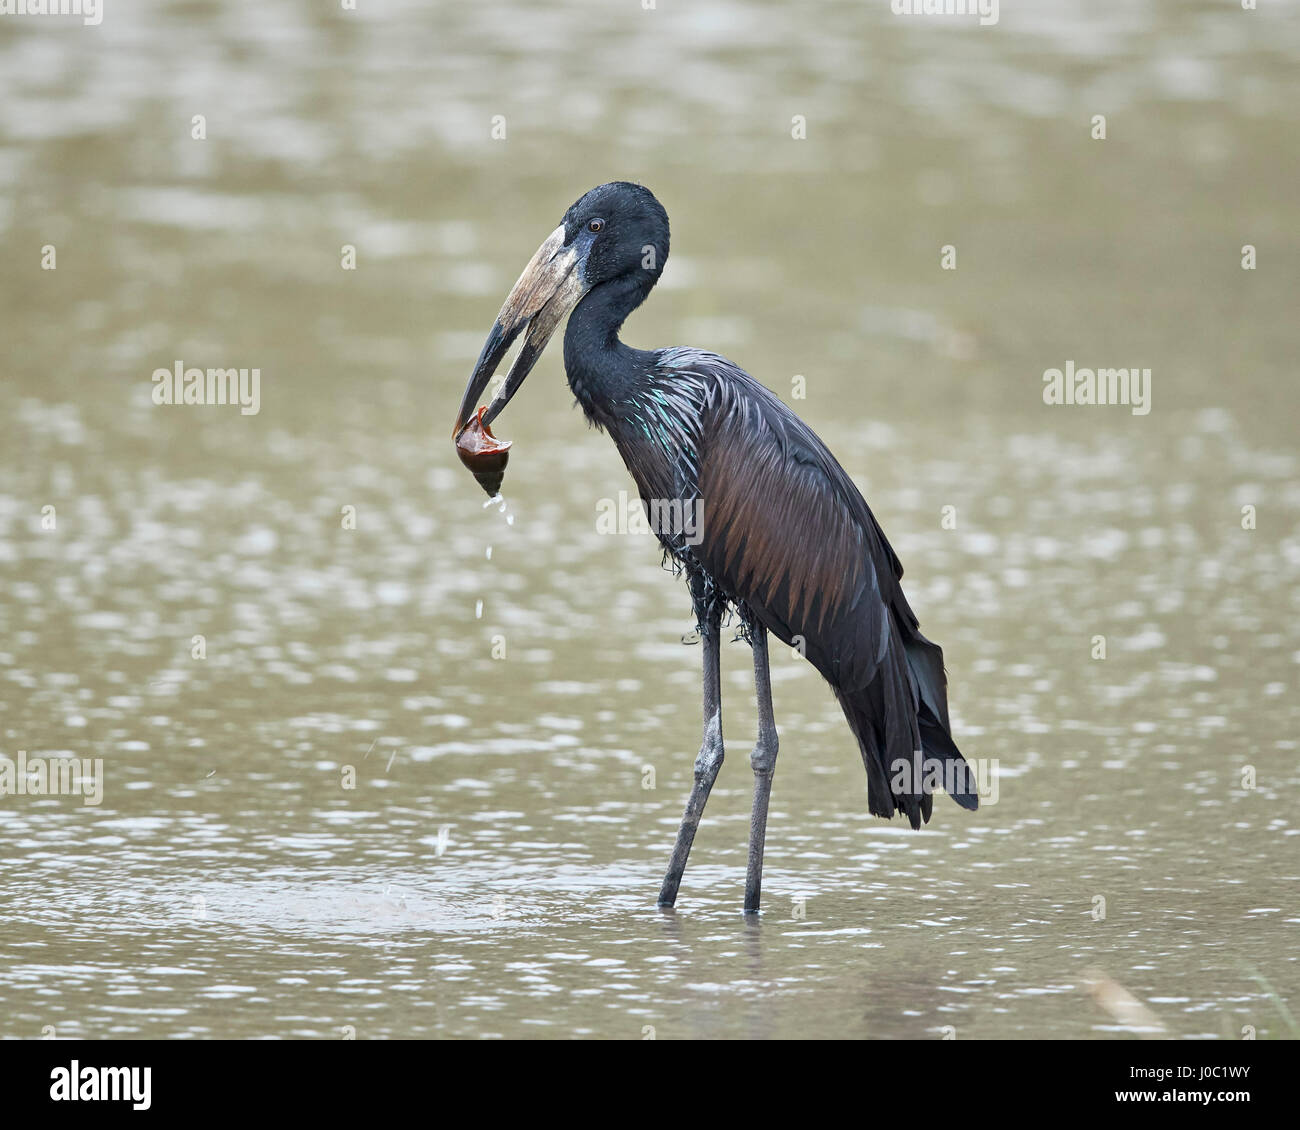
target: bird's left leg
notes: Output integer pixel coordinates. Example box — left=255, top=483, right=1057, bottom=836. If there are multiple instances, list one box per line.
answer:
left=658, top=602, right=724, bottom=909
left=744, top=623, right=779, bottom=913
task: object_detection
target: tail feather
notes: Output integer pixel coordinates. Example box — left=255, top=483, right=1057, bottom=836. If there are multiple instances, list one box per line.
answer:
left=905, top=630, right=979, bottom=811
left=902, top=629, right=950, bottom=731
left=835, top=633, right=927, bottom=828
left=919, top=709, right=979, bottom=811
left=835, top=624, right=977, bottom=827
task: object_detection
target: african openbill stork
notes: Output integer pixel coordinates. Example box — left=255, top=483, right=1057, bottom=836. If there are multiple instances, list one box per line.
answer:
left=453, top=182, right=977, bottom=913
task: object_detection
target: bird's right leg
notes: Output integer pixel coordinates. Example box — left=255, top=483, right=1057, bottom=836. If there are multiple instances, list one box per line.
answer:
left=743, top=624, right=779, bottom=913
left=657, top=604, right=723, bottom=908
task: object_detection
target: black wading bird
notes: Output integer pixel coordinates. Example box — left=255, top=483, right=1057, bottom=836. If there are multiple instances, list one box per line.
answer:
left=453, top=182, right=977, bottom=913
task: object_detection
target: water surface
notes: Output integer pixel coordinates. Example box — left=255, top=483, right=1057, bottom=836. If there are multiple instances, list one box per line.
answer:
left=1, top=0, right=1297, bottom=1039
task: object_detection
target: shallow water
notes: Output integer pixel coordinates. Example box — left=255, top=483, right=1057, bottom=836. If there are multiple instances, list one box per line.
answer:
left=1, top=0, right=1297, bottom=1039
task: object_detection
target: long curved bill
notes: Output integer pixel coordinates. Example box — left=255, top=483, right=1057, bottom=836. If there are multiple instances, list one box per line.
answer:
left=452, top=226, right=587, bottom=438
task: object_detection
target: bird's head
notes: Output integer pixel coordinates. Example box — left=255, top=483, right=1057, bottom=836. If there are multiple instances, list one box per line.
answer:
left=453, top=181, right=670, bottom=439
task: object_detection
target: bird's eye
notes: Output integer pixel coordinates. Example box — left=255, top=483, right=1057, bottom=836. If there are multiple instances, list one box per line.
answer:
left=587, top=218, right=605, bottom=233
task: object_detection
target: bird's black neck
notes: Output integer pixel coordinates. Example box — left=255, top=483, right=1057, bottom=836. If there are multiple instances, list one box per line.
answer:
left=564, top=273, right=658, bottom=428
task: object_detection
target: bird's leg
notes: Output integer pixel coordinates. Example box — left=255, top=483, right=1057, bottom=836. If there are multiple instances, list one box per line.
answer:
left=744, top=625, right=779, bottom=914
left=657, top=606, right=723, bottom=908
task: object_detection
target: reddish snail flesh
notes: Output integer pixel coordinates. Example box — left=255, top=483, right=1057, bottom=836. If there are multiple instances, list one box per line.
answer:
left=455, top=405, right=511, bottom=497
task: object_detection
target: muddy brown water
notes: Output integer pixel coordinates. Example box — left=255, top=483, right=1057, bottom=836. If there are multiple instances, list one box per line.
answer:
left=0, top=1, right=1296, bottom=1038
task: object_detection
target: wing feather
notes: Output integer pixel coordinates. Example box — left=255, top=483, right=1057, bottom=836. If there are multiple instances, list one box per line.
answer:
left=671, top=351, right=895, bottom=691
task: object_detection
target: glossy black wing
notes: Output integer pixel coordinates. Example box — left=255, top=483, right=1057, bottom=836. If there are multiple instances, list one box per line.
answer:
left=657, top=348, right=975, bottom=825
